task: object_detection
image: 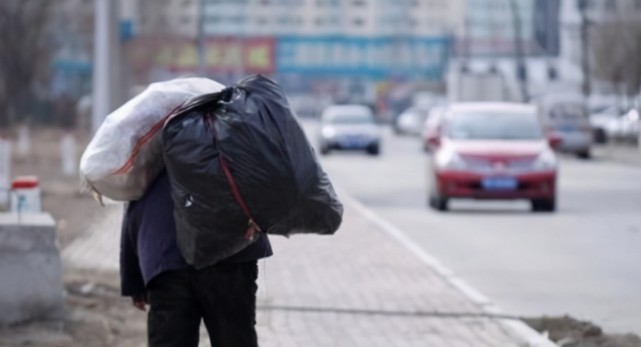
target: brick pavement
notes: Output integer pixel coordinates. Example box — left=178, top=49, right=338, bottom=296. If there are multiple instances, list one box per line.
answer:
left=63, top=200, right=551, bottom=347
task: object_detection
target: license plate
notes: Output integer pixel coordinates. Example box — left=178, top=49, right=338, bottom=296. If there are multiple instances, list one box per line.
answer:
left=559, top=124, right=577, bottom=132
left=482, top=177, right=518, bottom=190
left=341, top=138, right=366, bottom=148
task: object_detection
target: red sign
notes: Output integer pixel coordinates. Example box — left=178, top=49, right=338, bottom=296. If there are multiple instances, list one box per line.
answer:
left=130, top=37, right=275, bottom=74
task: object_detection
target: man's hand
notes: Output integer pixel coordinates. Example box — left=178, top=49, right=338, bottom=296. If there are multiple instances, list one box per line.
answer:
left=132, top=295, right=148, bottom=312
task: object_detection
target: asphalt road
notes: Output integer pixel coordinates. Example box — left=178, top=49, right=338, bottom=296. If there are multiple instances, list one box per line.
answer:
left=306, top=121, right=641, bottom=335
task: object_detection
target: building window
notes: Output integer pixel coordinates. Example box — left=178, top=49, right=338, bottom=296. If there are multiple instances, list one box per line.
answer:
left=353, top=17, right=364, bottom=26
left=315, top=17, right=325, bottom=26
left=636, top=0, right=641, bottom=9
left=352, top=0, right=366, bottom=6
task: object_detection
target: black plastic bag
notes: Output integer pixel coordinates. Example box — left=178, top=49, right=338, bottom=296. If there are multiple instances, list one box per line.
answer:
left=163, top=74, right=343, bottom=268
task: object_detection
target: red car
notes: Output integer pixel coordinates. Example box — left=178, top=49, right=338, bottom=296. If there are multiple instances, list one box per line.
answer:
left=426, top=103, right=559, bottom=212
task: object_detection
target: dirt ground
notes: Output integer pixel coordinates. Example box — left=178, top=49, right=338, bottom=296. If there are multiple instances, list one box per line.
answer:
left=525, top=316, right=641, bottom=347
left=2, top=128, right=641, bottom=347
left=1, top=128, right=148, bottom=347
left=0, top=270, right=147, bottom=347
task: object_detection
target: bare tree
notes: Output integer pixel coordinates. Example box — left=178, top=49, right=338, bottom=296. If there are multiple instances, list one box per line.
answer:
left=0, top=0, right=54, bottom=128
left=591, top=18, right=641, bottom=98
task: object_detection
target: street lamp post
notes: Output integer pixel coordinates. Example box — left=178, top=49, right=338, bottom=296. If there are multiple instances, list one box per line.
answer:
left=92, top=0, right=111, bottom=134
left=509, top=0, right=529, bottom=102
left=197, top=0, right=206, bottom=76
left=578, top=0, right=592, bottom=98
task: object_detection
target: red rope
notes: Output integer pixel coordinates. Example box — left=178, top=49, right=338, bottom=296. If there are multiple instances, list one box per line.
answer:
left=219, top=154, right=262, bottom=240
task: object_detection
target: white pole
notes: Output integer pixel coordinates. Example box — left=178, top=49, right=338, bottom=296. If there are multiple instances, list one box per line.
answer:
left=60, top=134, right=77, bottom=177
left=0, top=138, right=11, bottom=206
left=17, top=125, right=30, bottom=157
left=93, top=0, right=111, bottom=134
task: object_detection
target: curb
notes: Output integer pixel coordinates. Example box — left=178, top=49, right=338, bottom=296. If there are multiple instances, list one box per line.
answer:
left=592, top=145, right=641, bottom=167
left=338, top=189, right=558, bottom=347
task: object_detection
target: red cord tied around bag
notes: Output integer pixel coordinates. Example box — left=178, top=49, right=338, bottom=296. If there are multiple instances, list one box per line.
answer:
left=219, top=154, right=262, bottom=240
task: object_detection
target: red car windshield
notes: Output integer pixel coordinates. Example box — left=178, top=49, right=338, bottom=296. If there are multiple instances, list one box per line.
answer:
left=446, top=111, right=544, bottom=140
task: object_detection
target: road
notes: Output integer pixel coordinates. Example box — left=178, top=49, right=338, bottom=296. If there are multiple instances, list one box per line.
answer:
left=306, top=121, right=641, bottom=335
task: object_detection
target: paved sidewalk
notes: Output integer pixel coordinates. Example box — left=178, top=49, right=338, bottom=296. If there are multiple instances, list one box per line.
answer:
left=64, top=199, right=550, bottom=347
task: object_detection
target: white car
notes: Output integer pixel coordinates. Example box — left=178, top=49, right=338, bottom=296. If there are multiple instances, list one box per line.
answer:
left=319, top=105, right=381, bottom=156
left=538, top=96, right=593, bottom=159
left=589, top=105, right=622, bottom=144
left=395, top=107, right=430, bottom=136
left=590, top=106, right=640, bottom=144
left=617, top=108, right=640, bottom=144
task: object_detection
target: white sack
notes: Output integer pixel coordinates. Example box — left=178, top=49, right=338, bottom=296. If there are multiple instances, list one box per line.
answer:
left=80, top=77, right=225, bottom=201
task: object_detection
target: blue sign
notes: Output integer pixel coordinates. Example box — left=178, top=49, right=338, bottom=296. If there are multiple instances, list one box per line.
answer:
left=276, top=36, right=450, bottom=80
left=53, top=59, right=92, bottom=73
left=120, top=19, right=135, bottom=42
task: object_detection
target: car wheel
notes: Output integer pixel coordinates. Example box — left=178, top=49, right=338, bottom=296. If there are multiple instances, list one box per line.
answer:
left=429, top=193, right=448, bottom=212
left=576, top=149, right=591, bottom=159
left=531, top=198, right=556, bottom=212
left=367, top=144, right=380, bottom=156
left=594, top=129, right=608, bottom=144
left=320, top=146, right=330, bottom=156
left=422, top=142, right=430, bottom=153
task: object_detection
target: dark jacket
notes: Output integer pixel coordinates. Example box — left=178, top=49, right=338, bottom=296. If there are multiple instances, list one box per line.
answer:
left=120, top=172, right=273, bottom=297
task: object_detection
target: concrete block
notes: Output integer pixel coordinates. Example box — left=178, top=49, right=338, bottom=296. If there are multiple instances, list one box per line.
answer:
left=0, top=213, right=64, bottom=325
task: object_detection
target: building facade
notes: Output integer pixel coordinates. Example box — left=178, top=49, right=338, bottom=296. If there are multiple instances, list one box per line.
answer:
left=199, top=0, right=462, bottom=37
left=559, top=0, right=641, bottom=94
left=457, top=0, right=560, bottom=57
left=138, top=0, right=199, bottom=37
left=128, top=0, right=460, bottom=88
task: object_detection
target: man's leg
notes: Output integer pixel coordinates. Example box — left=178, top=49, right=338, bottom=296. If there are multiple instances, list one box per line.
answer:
left=196, top=261, right=259, bottom=347
left=147, top=270, right=201, bottom=347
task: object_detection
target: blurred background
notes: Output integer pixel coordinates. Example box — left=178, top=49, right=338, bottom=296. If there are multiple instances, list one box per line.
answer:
left=1, top=0, right=641, bottom=346
left=1, top=0, right=640, bottom=137
left=0, top=0, right=640, bottom=125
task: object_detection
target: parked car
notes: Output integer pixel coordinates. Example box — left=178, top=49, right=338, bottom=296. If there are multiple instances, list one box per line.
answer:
left=589, top=105, right=639, bottom=144
left=393, top=93, right=445, bottom=134
left=538, top=96, right=592, bottom=159
left=422, top=105, right=447, bottom=152
left=319, top=105, right=381, bottom=156
left=589, top=105, right=621, bottom=144
left=427, top=103, right=559, bottom=212
left=616, top=108, right=640, bottom=144
left=395, top=106, right=430, bottom=136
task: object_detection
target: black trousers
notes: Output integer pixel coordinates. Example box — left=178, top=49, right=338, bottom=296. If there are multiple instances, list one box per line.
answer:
left=146, top=261, right=259, bottom=347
